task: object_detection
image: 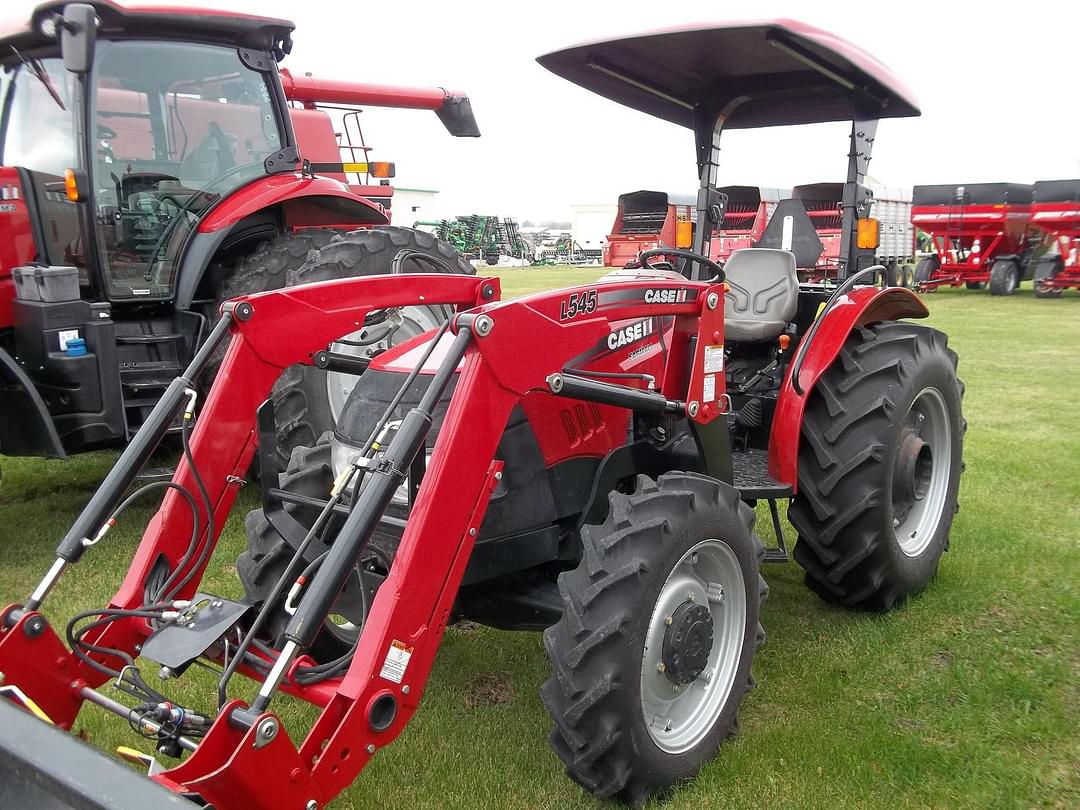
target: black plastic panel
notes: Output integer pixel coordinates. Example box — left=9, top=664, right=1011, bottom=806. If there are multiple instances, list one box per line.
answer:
left=913, top=183, right=1033, bottom=206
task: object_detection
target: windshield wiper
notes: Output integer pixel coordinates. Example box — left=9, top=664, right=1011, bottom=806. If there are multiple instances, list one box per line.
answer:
left=10, top=47, right=66, bottom=110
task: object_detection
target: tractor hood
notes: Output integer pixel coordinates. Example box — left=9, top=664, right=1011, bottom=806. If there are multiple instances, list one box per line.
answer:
left=0, top=0, right=294, bottom=55
left=537, top=20, right=920, bottom=129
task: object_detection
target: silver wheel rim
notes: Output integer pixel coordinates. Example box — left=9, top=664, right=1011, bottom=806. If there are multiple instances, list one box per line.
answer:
left=325, top=304, right=450, bottom=421
left=639, top=539, right=746, bottom=754
left=1006, top=267, right=1017, bottom=293
left=893, top=387, right=952, bottom=557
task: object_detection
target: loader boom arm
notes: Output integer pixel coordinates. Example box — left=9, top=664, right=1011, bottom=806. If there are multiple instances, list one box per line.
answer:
left=0, top=271, right=725, bottom=809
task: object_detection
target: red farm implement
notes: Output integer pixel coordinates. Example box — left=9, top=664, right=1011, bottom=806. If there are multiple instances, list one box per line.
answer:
left=603, top=186, right=779, bottom=267
left=791, top=183, right=914, bottom=285
left=1028, top=179, right=1080, bottom=298
left=911, top=183, right=1034, bottom=295
left=603, top=190, right=696, bottom=267
left=0, top=17, right=965, bottom=810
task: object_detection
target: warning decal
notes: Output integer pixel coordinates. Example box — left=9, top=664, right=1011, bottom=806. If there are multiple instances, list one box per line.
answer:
left=703, top=374, right=716, bottom=403
left=703, top=344, right=724, bottom=374
left=379, top=639, right=414, bottom=684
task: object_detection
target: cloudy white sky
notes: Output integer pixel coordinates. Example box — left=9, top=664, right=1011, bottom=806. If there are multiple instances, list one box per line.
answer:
left=7, top=1, right=1080, bottom=220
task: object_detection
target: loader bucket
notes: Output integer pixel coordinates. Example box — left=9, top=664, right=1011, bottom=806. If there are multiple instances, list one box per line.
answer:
left=0, top=699, right=191, bottom=810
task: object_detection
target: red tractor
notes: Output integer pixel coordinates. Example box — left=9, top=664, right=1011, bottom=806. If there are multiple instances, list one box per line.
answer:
left=0, top=19, right=965, bottom=810
left=1029, top=179, right=1080, bottom=298
left=0, top=0, right=480, bottom=469
left=910, top=183, right=1034, bottom=294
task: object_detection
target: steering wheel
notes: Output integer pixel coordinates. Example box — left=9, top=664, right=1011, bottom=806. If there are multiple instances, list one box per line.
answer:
left=96, top=123, right=117, bottom=140
left=638, top=248, right=726, bottom=282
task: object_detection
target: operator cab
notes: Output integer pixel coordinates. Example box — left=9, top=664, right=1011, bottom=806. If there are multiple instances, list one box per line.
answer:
left=0, top=1, right=294, bottom=300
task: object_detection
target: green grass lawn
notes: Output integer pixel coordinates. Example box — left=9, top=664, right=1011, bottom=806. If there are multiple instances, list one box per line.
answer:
left=1, top=270, right=1078, bottom=809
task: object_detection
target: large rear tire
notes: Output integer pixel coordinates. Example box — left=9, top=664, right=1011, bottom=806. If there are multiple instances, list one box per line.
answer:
left=542, top=473, right=766, bottom=807
left=218, top=226, right=473, bottom=463
left=237, top=433, right=394, bottom=662
left=989, top=258, right=1020, bottom=296
left=787, top=322, right=965, bottom=611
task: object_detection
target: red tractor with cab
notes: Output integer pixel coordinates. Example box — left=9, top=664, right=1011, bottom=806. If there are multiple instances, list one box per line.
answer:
left=0, top=18, right=964, bottom=810
left=0, top=0, right=480, bottom=470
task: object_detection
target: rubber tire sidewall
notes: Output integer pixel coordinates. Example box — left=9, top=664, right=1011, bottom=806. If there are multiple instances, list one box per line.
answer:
left=543, top=474, right=764, bottom=805
left=989, top=259, right=1019, bottom=296
left=789, top=323, right=964, bottom=610
left=877, top=350, right=965, bottom=593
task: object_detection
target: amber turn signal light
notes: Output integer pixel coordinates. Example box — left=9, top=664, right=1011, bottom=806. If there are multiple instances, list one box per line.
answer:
left=64, top=168, right=83, bottom=202
left=856, top=217, right=880, bottom=250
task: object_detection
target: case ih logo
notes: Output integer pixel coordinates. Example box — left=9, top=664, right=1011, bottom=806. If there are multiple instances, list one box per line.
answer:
left=644, top=288, right=688, bottom=304
left=607, top=318, right=655, bottom=350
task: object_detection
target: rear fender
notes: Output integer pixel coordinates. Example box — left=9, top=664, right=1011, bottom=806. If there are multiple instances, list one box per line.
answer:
left=196, top=174, right=388, bottom=236
left=175, top=174, right=390, bottom=309
left=0, top=344, right=65, bottom=458
left=768, top=286, right=928, bottom=490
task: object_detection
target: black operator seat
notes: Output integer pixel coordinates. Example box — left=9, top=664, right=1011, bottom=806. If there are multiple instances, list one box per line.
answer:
left=722, top=248, right=798, bottom=342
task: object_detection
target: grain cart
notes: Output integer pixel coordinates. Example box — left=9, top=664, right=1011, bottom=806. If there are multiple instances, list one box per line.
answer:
left=1028, top=179, right=1080, bottom=298
left=0, top=0, right=480, bottom=468
left=911, top=183, right=1033, bottom=294
left=0, top=20, right=964, bottom=810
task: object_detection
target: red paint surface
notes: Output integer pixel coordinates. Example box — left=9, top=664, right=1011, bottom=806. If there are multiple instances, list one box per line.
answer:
left=197, top=173, right=388, bottom=234
left=0, top=167, right=36, bottom=328
left=911, top=202, right=1031, bottom=288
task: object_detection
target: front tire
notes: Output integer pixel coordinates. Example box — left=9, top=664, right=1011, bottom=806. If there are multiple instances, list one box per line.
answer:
left=787, top=322, right=965, bottom=611
left=542, top=473, right=766, bottom=807
left=989, top=258, right=1020, bottom=295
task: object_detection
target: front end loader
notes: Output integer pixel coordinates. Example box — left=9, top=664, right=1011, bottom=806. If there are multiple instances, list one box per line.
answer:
left=0, top=20, right=964, bottom=809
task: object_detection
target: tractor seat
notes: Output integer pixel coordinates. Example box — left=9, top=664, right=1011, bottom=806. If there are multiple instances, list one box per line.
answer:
left=723, top=248, right=799, bottom=342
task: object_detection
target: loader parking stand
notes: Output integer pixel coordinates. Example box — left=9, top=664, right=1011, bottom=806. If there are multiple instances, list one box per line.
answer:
left=0, top=6, right=974, bottom=810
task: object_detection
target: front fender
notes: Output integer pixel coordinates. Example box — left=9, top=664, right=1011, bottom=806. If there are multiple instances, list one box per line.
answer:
left=0, top=344, right=65, bottom=458
left=768, top=286, right=928, bottom=491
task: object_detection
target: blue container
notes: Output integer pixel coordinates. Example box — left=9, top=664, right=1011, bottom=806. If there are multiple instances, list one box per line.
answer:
left=66, top=337, right=87, bottom=357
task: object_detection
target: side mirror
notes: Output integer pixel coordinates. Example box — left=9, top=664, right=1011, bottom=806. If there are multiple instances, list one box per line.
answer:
left=61, top=4, right=98, bottom=74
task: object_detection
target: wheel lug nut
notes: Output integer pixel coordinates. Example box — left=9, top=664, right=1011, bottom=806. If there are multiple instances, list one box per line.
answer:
left=664, top=616, right=673, bottom=626
left=690, top=553, right=699, bottom=565
left=657, top=662, right=666, bottom=673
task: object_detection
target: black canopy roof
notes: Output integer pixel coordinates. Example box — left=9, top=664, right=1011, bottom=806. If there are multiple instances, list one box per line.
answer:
left=537, top=20, right=920, bottom=130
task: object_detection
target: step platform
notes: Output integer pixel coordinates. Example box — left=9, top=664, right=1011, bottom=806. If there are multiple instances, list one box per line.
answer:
left=732, top=449, right=792, bottom=563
